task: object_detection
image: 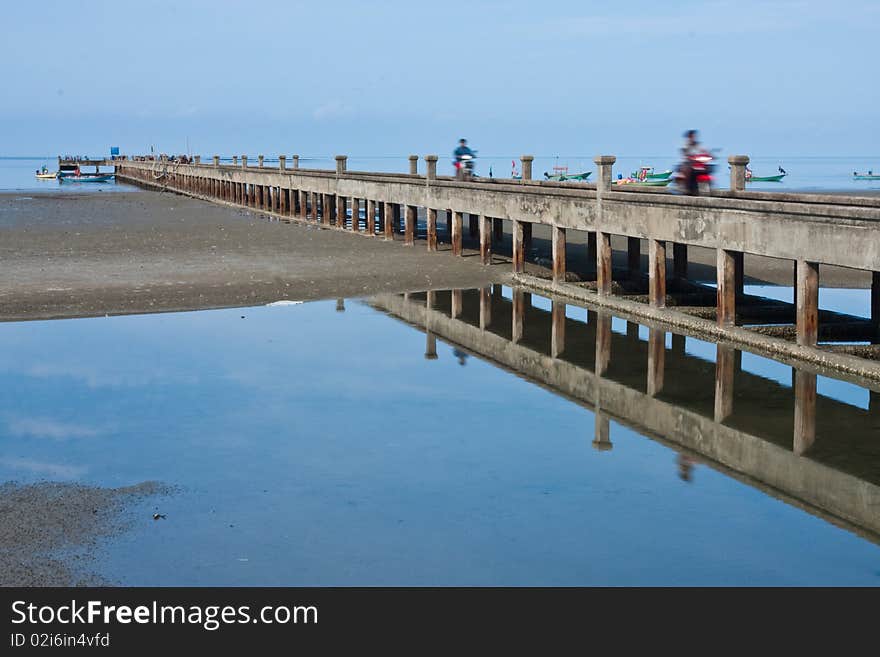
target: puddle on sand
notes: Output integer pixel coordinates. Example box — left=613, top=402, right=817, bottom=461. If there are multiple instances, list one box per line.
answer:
left=0, top=288, right=878, bottom=585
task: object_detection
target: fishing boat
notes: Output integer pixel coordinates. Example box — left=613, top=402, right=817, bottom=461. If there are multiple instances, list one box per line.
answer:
left=746, top=173, right=786, bottom=183
left=614, top=177, right=672, bottom=187
left=35, top=171, right=58, bottom=180
left=630, top=166, right=673, bottom=180
left=58, top=174, right=115, bottom=183
left=543, top=169, right=592, bottom=182
left=853, top=172, right=880, bottom=181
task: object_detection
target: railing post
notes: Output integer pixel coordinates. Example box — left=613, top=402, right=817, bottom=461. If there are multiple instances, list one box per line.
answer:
left=729, top=155, right=749, bottom=192
left=279, top=155, right=286, bottom=171
left=194, top=155, right=201, bottom=165
left=594, top=155, right=616, bottom=192
left=335, top=155, right=347, bottom=175
left=425, top=155, right=438, bottom=182
left=408, top=155, right=418, bottom=175
left=241, top=155, right=248, bottom=168
left=232, top=156, right=237, bottom=165
left=213, top=155, right=220, bottom=167
left=521, top=155, right=534, bottom=181
left=258, top=155, right=264, bottom=168
left=292, top=155, right=299, bottom=169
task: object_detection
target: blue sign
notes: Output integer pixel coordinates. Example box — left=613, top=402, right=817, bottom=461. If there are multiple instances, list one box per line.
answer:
left=110, top=146, right=120, bottom=156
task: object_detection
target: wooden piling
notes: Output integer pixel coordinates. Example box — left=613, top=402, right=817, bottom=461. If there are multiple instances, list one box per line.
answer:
left=796, top=260, right=819, bottom=347
left=367, top=200, right=377, bottom=235
left=336, top=195, right=346, bottom=228
left=351, top=198, right=360, bottom=232
left=405, top=205, right=416, bottom=244
left=552, top=226, right=566, bottom=283
left=649, top=239, right=666, bottom=307
left=452, top=212, right=463, bottom=256
left=512, top=220, right=525, bottom=273
left=717, top=249, right=738, bottom=327
left=383, top=202, right=394, bottom=240
left=479, top=215, right=492, bottom=265
left=427, top=209, right=438, bottom=251
left=597, top=232, right=612, bottom=296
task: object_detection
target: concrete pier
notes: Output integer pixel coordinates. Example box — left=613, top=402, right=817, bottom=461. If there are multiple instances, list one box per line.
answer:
left=111, top=153, right=880, bottom=379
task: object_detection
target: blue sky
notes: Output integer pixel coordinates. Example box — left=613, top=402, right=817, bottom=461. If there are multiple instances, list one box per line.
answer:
left=1, top=1, right=877, bottom=157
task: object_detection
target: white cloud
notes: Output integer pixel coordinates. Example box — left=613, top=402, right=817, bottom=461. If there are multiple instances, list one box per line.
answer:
left=6, top=416, right=102, bottom=440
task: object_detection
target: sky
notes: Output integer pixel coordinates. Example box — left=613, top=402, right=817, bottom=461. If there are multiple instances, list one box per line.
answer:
left=1, top=0, right=878, bottom=158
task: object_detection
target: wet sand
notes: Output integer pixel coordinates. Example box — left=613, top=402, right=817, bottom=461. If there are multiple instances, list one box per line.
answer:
left=1, top=190, right=872, bottom=323
left=0, top=191, right=500, bottom=322
left=0, top=481, right=170, bottom=586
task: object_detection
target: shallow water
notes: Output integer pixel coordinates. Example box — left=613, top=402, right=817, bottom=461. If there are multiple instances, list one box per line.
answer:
left=0, top=289, right=878, bottom=585
left=0, top=157, right=135, bottom=193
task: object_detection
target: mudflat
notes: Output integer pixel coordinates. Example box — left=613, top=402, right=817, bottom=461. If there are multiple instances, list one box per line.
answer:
left=0, top=190, right=500, bottom=322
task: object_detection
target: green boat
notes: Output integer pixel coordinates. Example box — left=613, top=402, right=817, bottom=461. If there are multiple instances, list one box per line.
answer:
left=631, top=167, right=673, bottom=180
left=746, top=173, right=786, bottom=183
left=544, top=171, right=591, bottom=182
left=614, top=177, right=673, bottom=187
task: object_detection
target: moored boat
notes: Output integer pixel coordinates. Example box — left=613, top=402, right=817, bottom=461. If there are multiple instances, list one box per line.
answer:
left=853, top=172, right=880, bottom=181
left=58, top=174, right=115, bottom=183
left=35, top=172, right=58, bottom=179
left=746, top=173, right=786, bottom=183
left=614, top=177, right=672, bottom=187
left=630, top=166, right=673, bottom=180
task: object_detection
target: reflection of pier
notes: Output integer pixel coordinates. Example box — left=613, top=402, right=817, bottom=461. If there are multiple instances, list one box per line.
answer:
left=370, top=287, right=880, bottom=541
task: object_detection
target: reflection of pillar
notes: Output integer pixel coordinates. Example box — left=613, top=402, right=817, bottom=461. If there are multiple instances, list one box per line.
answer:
left=793, top=369, right=817, bottom=455
left=593, top=408, right=612, bottom=451
left=426, top=290, right=436, bottom=310
left=647, top=328, right=665, bottom=397
left=714, top=344, right=736, bottom=422
left=595, top=312, right=612, bottom=376
left=424, top=332, right=438, bottom=360
left=451, top=289, right=463, bottom=319
left=551, top=301, right=566, bottom=357
left=336, top=298, right=345, bottom=312
left=870, top=390, right=879, bottom=414
left=796, top=260, right=819, bottom=347
left=872, top=272, right=880, bottom=343
left=479, top=287, right=492, bottom=330
left=512, top=289, right=525, bottom=343
left=672, top=332, right=686, bottom=356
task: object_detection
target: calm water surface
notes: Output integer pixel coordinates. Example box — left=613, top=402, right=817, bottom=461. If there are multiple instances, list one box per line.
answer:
left=1, top=290, right=878, bottom=585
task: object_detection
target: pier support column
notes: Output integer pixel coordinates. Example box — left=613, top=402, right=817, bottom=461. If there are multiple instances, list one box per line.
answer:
left=333, top=195, right=343, bottom=228
left=479, top=215, right=492, bottom=265
left=552, top=226, right=566, bottom=283
left=297, top=191, right=307, bottom=220
left=512, top=289, right=525, bottom=343
left=793, top=370, right=817, bottom=455
left=427, top=209, right=438, bottom=251
left=350, top=198, right=360, bottom=232
left=649, top=240, right=666, bottom=308
left=383, top=202, right=394, bottom=240
left=452, top=212, right=463, bottom=256
left=595, top=312, right=612, bottom=376
left=480, top=286, right=492, bottom=330
left=673, top=243, right=688, bottom=279
left=647, top=328, right=665, bottom=397
left=714, top=345, right=736, bottom=423
left=366, top=200, right=377, bottom=235
left=597, top=232, right=613, bottom=296
left=404, top=205, right=416, bottom=244
left=729, top=155, right=750, bottom=192
left=280, top=187, right=287, bottom=214
left=311, top=193, right=319, bottom=222
left=796, top=260, right=819, bottom=347
left=872, top=271, right=880, bottom=342
left=627, top=237, right=641, bottom=277
left=551, top=301, right=566, bottom=357
left=512, top=220, right=525, bottom=273
left=717, top=249, right=740, bottom=327
left=451, top=289, right=463, bottom=319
